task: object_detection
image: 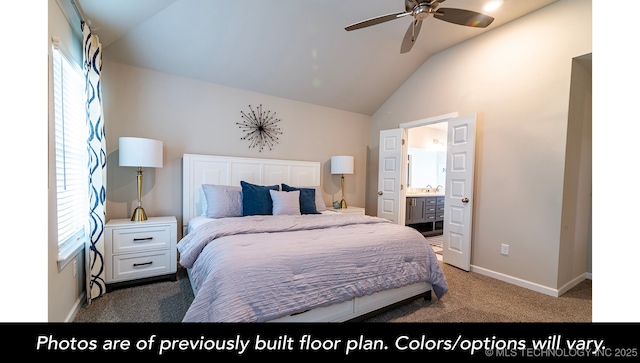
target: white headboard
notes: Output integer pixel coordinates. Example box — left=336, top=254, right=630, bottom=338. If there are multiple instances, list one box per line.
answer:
left=182, top=154, right=321, bottom=234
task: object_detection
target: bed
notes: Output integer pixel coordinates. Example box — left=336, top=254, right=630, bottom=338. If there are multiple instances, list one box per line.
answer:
left=178, top=153, right=447, bottom=322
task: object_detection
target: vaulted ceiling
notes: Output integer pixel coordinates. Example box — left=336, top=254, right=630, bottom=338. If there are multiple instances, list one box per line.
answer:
left=73, top=0, right=558, bottom=115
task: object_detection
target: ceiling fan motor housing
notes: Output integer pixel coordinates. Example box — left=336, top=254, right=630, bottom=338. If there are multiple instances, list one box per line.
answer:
left=413, top=1, right=439, bottom=20
left=414, top=6, right=430, bottom=20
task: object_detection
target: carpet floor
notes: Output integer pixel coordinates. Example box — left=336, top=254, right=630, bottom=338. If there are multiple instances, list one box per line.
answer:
left=73, top=259, right=591, bottom=323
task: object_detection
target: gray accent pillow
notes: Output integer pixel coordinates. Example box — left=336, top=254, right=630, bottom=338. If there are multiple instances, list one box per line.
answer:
left=201, top=184, right=242, bottom=218
left=281, top=184, right=320, bottom=214
left=270, top=189, right=301, bottom=215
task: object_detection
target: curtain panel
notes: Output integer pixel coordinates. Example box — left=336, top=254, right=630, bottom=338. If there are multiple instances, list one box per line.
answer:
left=82, top=22, right=106, bottom=302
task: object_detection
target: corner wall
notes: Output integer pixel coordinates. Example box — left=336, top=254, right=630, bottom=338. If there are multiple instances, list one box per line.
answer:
left=559, top=55, right=592, bottom=289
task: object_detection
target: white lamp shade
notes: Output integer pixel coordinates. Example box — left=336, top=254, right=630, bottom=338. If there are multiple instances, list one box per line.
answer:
left=119, top=137, right=163, bottom=168
left=331, top=156, right=354, bottom=175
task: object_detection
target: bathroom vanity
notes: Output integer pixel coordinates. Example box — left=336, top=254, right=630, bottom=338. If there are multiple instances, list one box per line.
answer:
left=405, top=194, right=444, bottom=237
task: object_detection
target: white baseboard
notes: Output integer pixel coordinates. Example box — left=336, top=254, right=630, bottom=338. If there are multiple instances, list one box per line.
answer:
left=470, top=265, right=589, bottom=298
left=557, top=273, right=589, bottom=296
left=65, top=291, right=87, bottom=322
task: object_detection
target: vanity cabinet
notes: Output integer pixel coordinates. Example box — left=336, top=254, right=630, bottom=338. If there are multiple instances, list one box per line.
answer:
left=435, top=196, right=445, bottom=222
left=406, top=197, right=426, bottom=224
left=405, top=196, right=444, bottom=236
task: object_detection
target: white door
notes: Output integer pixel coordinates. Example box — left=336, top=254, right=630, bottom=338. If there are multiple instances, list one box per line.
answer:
left=442, top=113, right=476, bottom=271
left=377, top=128, right=407, bottom=224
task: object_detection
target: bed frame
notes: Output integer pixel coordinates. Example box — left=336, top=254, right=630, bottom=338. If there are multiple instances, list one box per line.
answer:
left=182, top=153, right=431, bottom=322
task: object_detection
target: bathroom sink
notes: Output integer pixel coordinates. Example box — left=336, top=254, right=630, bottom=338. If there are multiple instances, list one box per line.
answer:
left=406, top=192, right=444, bottom=197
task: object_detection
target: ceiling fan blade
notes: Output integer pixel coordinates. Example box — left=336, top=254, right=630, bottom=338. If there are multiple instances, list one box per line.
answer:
left=400, top=19, right=422, bottom=54
left=345, top=11, right=412, bottom=31
left=433, top=8, right=495, bottom=28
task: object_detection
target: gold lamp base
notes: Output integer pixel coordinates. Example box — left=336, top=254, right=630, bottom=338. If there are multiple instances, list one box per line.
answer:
left=340, top=174, right=348, bottom=209
left=131, top=206, right=148, bottom=221
left=131, top=167, right=148, bottom=221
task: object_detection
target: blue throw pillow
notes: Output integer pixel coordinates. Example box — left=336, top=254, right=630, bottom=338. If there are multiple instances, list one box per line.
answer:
left=241, top=181, right=279, bottom=216
left=281, top=183, right=320, bottom=214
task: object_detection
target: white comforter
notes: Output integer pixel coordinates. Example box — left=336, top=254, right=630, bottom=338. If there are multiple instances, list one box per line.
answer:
left=177, top=214, right=448, bottom=322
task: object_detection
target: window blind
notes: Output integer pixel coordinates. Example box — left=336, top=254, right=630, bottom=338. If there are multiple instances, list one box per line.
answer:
left=52, top=40, right=87, bottom=260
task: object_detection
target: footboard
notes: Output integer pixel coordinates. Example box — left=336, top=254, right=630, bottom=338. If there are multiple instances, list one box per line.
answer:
left=271, top=282, right=431, bottom=322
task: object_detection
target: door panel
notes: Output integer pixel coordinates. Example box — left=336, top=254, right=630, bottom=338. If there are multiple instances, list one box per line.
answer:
left=442, top=114, right=476, bottom=271
left=377, top=128, right=407, bottom=224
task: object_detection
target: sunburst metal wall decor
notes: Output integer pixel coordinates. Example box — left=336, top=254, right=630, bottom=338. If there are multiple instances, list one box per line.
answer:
left=237, top=104, right=283, bottom=152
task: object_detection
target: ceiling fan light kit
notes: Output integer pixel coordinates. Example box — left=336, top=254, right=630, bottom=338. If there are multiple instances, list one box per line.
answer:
left=483, top=0, right=504, bottom=12
left=345, top=0, right=495, bottom=54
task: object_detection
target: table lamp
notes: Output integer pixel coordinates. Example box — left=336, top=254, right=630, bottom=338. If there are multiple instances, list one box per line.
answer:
left=119, top=137, right=163, bottom=221
left=331, top=155, right=354, bottom=209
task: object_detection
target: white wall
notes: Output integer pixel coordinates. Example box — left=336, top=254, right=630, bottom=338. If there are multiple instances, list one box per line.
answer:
left=367, top=0, right=592, bottom=292
left=102, top=61, right=372, bottom=231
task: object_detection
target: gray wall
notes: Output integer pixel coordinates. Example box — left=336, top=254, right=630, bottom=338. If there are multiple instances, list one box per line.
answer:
left=102, top=61, right=372, bottom=234
left=366, top=0, right=592, bottom=293
left=559, top=55, right=592, bottom=285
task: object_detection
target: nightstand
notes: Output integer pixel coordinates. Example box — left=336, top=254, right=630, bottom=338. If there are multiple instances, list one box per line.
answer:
left=104, top=216, right=177, bottom=291
left=331, top=206, right=365, bottom=215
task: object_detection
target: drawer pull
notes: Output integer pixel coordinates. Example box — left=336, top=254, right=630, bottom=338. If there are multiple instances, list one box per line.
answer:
left=133, top=261, right=153, bottom=267
left=133, top=237, right=153, bottom=242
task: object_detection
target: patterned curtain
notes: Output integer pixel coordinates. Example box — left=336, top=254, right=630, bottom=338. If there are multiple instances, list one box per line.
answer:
left=82, top=22, right=106, bottom=302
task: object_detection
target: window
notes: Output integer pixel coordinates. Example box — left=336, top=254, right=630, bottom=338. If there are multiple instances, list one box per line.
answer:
left=52, top=38, right=87, bottom=269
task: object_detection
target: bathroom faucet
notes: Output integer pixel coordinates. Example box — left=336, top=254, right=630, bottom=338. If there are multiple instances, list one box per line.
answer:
left=426, top=185, right=433, bottom=189
left=436, top=185, right=443, bottom=192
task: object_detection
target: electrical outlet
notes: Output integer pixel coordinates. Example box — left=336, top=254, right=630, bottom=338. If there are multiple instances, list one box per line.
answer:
left=73, top=260, right=78, bottom=277
left=501, top=244, right=509, bottom=256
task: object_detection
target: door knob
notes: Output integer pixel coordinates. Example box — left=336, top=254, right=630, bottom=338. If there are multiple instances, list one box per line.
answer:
left=377, top=191, right=383, bottom=195
left=462, top=197, right=469, bottom=203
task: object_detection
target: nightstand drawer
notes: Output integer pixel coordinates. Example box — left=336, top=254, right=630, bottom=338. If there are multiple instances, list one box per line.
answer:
left=112, top=225, right=172, bottom=254
left=111, top=250, right=173, bottom=282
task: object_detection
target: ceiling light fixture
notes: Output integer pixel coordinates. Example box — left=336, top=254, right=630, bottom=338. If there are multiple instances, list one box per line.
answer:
left=482, top=0, right=504, bottom=12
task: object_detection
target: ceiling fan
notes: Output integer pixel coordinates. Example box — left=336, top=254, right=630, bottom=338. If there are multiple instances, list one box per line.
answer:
left=345, top=0, right=495, bottom=54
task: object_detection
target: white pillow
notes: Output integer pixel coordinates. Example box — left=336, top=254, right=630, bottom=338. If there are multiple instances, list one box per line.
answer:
left=201, top=184, right=243, bottom=218
left=269, top=189, right=301, bottom=215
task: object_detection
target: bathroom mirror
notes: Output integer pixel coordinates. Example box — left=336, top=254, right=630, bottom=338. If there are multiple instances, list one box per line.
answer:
left=407, top=148, right=446, bottom=189
left=407, top=123, right=447, bottom=191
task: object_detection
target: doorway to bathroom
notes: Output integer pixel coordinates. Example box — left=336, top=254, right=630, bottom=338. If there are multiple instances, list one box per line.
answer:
left=379, top=112, right=476, bottom=270
left=406, top=121, right=448, bottom=255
